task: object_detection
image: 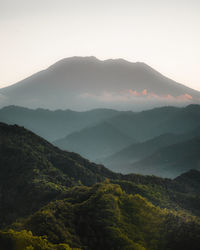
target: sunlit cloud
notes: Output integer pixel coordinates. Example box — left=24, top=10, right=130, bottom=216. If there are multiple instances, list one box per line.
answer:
left=80, top=89, right=196, bottom=104
left=142, top=89, right=147, bottom=96
left=176, top=94, right=193, bottom=101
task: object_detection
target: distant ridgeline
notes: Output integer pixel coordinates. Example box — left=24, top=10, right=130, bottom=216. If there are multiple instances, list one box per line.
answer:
left=0, top=104, right=200, bottom=178
left=0, top=122, right=200, bottom=250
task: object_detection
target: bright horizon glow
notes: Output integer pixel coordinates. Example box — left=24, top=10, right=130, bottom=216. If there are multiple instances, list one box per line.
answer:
left=0, top=0, right=200, bottom=91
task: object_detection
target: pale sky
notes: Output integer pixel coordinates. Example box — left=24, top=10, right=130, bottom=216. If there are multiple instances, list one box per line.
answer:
left=0, top=0, right=200, bottom=90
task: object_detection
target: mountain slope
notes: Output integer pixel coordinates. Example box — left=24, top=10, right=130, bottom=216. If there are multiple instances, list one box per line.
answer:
left=0, top=56, right=199, bottom=110
left=1, top=123, right=200, bottom=249
left=0, top=230, right=74, bottom=250
left=1, top=122, right=200, bottom=223
left=107, top=104, right=200, bottom=141
left=129, top=137, right=200, bottom=178
left=54, top=122, right=133, bottom=161
left=103, top=126, right=200, bottom=171
left=0, top=106, right=119, bottom=141
left=103, top=133, right=186, bottom=168
left=0, top=122, right=117, bottom=226
left=5, top=182, right=200, bottom=250
left=54, top=104, right=200, bottom=163
left=1, top=104, right=200, bottom=144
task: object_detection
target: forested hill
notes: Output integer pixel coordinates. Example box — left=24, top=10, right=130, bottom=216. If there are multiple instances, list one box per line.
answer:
left=0, top=122, right=200, bottom=249
left=0, top=122, right=117, bottom=226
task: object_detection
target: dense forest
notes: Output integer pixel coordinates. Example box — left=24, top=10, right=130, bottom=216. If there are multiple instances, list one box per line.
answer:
left=0, top=122, right=200, bottom=249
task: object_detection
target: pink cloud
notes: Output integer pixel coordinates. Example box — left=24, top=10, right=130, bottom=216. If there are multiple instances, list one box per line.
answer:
left=142, top=89, right=147, bottom=95
left=176, top=94, right=193, bottom=101
left=80, top=90, right=196, bottom=104
left=128, top=89, right=141, bottom=96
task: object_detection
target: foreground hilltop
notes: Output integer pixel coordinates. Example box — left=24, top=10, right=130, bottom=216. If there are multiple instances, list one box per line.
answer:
left=0, top=56, right=199, bottom=110
left=0, top=122, right=117, bottom=226
left=0, top=122, right=200, bottom=249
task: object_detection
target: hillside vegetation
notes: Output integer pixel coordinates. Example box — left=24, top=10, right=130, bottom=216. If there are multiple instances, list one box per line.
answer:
left=0, top=123, right=200, bottom=249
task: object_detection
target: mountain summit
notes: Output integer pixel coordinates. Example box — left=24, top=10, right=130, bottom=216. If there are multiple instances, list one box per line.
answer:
left=0, top=56, right=199, bottom=110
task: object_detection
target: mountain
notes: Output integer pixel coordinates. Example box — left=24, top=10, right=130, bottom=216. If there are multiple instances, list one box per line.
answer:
left=0, top=122, right=117, bottom=227
left=1, top=122, right=200, bottom=249
left=6, top=181, right=200, bottom=250
left=0, top=56, right=199, bottom=110
left=54, top=104, right=200, bottom=163
left=103, top=126, right=200, bottom=171
left=103, top=133, right=187, bottom=169
left=54, top=122, right=133, bottom=161
left=1, top=104, right=200, bottom=167
left=0, top=121, right=200, bottom=217
left=106, top=104, right=200, bottom=141
left=128, top=137, right=200, bottom=178
left=174, top=169, right=200, bottom=194
left=0, top=106, right=119, bottom=141
left=1, top=105, right=200, bottom=143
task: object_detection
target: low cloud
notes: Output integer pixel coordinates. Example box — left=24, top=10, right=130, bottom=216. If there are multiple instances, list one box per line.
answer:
left=80, top=89, right=195, bottom=104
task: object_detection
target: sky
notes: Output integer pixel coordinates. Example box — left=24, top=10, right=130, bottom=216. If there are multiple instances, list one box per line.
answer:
left=0, top=0, right=200, bottom=91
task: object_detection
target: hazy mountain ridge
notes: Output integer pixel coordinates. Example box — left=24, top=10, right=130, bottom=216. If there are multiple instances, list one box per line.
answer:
left=0, top=56, right=199, bottom=110
left=103, top=125, right=200, bottom=173
left=0, top=105, right=119, bottom=141
left=54, top=121, right=133, bottom=161
left=129, top=137, right=200, bottom=178
left=103, top=133, right=187, bottom=166
left=1, top=104, right=200, bottom=178
left=55, top=104, right=200, bottom=173
left=106, top=104, right=200, bottom=141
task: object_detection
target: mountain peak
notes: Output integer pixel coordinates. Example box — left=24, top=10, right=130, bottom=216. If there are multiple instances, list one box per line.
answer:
left=49, top=56, right=100, bottom=69
left=0, top=56, right=199, bottom=110
left=52, top=56, right=148, bottom=66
